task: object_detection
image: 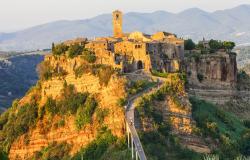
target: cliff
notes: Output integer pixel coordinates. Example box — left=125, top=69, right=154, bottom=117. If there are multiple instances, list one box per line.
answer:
left=184, top=52, right=240, bottom=104
left=4, top=54, right=127, bottom=159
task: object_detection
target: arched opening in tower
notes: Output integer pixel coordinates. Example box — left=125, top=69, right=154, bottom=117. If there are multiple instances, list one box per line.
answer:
left=137, top=60, right=143, bottom=70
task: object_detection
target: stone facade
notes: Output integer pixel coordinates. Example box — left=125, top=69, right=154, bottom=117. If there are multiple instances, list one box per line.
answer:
left=112, top=10, right=123, bottom=38
left=84, top=10, right=184, bottom=73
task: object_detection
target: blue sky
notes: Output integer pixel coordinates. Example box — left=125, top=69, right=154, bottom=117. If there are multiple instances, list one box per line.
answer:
left=1, top=0, right=250, bottom=32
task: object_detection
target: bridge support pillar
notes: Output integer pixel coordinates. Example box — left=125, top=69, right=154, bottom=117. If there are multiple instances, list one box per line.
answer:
left=127, top=132, right=130, bottom=148
left=136, top=151, right=138, bottom=160
left=131, top=138, right=134, bottom=159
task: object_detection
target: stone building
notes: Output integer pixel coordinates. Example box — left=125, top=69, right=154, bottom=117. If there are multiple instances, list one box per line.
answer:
left=84, top=10, right=185, bottom=73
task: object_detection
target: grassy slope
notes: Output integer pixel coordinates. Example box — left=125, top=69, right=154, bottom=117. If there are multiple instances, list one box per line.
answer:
left=190, top=97, right=249, bottom=159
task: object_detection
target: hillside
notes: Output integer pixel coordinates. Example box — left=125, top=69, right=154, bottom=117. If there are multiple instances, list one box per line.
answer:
left=1, top=5, right=250, bottom=51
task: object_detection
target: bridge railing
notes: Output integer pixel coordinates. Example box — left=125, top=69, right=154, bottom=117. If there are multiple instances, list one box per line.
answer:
left=126, top=120, right=147, bottom=160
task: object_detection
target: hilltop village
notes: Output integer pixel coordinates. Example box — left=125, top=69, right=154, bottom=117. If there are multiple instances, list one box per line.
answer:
left=1, top=10, right=250, bottom=160
left=49, top=10, right=238, bottom=93
left=52, top=10, right=184, bottom=74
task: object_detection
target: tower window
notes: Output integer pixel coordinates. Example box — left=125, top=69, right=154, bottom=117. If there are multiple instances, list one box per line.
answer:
left=116, top=14, right=119, bottom=19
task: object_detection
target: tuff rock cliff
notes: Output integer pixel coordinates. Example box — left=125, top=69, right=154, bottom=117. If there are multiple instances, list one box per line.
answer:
left=6, top=55, right=127, bottom=159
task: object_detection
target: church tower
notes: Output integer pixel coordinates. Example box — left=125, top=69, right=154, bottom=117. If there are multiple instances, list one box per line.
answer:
left=112, top=10, right=123, bottom=38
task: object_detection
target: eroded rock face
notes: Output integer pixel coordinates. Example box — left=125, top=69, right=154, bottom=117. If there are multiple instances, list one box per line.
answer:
left=8, top=55, right=126, bottom=160
left=184, top=52, right=237, bottom=90
left=184, top=52, right=239, bottom=104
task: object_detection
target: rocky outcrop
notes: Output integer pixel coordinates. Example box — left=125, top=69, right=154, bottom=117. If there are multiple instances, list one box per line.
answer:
left=185, top=52, right=237, bottom=90
left=184, top=52, right=240, bottom=104
left=8, top=55, right=127, bottom=159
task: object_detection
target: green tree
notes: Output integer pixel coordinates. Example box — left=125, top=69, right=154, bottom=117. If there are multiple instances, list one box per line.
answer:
left=75, top=96, right=97, bottom=129
left=68, top=44, right=84, bottom=58
left=82, top=49, right=96, bottom=63
left=209, top=39, right=223, bottom=51
left=184, top=39, right=196, bottom=50
left=52, top=43, right=69, bottom=56
left=44, top=97, right=57, bottom=115
left=52, top=42, right=55, bottom=52
left=223, top=41, right=235, bottom=52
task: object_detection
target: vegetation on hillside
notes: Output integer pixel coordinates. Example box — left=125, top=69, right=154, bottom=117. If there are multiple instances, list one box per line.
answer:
left=151, top=69, right=169, bottom=77
left=74, top=64, right=114, bottom=86
left=52, top=43, right=96, bottom=62
left=184, top=39, right=236, bottom=55
left=184, top=39, right=196, bottom=51
left=28, top=126, right=130, bottom=160
left=127, top=80, right=156, bottom=95
left=72, top=127, right=130, bottom=160
left=134, top=74, right=201, bottom=160
left=0, top=81, right=103, bottom=157
left=37, top=60, right=68, bottom=81
left=31, top=142, right=71, bottom=160
left=190, top=97, right=250, bottom=159
left=0, top=99, right=39, bottom=153
left=237, top=70, right=250, bottom=90
left=42, top=83, right=100, bottom=130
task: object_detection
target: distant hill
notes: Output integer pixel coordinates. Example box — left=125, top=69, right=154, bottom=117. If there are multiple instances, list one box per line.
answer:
left=0, top=53, right=44, bottom=109
left=1, top=5, right=250, bottom=51
left=234, top=46, right=250, bottom=68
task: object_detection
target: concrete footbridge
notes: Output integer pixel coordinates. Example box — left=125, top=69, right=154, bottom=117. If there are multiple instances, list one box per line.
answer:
left=124, top=72, right=165, bottom=160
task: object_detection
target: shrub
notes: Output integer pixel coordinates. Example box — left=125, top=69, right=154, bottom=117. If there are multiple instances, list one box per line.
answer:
left=97, top=66, right=114, bottom=86
left=43, top=84, right=89, bottom=116
left=151, top=69, right=168, bottom=77
left=0, top=150, right=7, bottom=160
left=128, top=80, right=156, bottom=95
left=33, top=142, right=71, bottom=160
left=243, top=120, right=250, bottom=128
left=59, top=92, right=89, bottom=115
left=190, top=97, right=247, bottom=159
left=82, top=49, right=96, bottom=63
left=96, top=108, right=109, bottom=123
left=53, top=66, right=68, bottom=77
left=0, top=103, right=38, bottom=152
left=52, top=43, right=69, bottom=56
left=37, top=61, right=53, bottom=81
left=203, top=154, right=219, bottom=160
left=239, top=129, right=250, bottom=156
left=44, top=97, right=57, bottom=115
left=117, top=98, right=127, bottom=107
left=209, top=39, right=223, bottom=50
left=74, top=65, right=114, bottom=86
left=235, top=155, right=250, bottom=160
left=75, top=96, right=97, bottom=129
left=185, top=39, right=196, bottom=50
left=72, top=128, right=116, bottom=160
left=74, top=64, right=92, bottom=78
left=68, top=44, right=84, bottom=58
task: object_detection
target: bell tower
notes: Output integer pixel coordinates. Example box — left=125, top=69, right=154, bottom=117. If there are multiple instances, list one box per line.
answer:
left=112, top=10, right=123, bottom=38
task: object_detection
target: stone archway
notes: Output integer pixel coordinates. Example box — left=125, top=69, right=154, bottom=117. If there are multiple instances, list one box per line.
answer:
left=137, top=60, right=143, bottom=70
